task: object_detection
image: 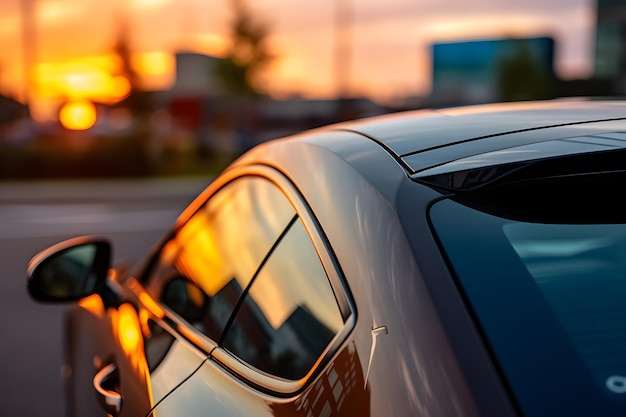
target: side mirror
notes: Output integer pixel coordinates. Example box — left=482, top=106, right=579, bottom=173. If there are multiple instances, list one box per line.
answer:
left=27, top=236, right=111, bottom=302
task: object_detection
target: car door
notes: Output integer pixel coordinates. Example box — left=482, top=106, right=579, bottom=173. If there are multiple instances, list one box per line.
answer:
left=136, top=166, right=367, bottom=416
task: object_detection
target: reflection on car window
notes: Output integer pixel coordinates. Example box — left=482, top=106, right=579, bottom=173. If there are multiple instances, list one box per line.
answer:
left=430, top=198, right=626, bottom=416
left=504, top=223, right=626, bottom=393
left=222, top=217, right=344, bottom=380
left=147, top=177, right=295, bottom=342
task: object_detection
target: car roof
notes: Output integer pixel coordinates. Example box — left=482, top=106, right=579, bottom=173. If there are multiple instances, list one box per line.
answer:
left=331, top=100, right=626, bottom=176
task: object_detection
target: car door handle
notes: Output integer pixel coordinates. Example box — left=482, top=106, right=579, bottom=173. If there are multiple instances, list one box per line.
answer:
left=93, top=362, right=122, bottom=416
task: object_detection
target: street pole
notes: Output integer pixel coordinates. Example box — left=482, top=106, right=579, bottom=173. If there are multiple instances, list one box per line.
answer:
left=334, top=0, right=351, bottom=100
left=21, top=0, right=36, bottom=117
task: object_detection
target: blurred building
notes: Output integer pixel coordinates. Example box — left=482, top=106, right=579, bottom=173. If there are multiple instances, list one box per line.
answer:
left=167, top=53, right=226, bottom=134
left=171, top=53, right=227, bottom=98
left=0, top=95, right=31, bottom=145
left=162, top=52, right=388, bottom=152
left=427, top=37, right=556, bottom=107
left=257, top=97, right=386, bottom=141
left=0, top=95, right=26, bottom=124
left=595, top=0, right=626, bottom=93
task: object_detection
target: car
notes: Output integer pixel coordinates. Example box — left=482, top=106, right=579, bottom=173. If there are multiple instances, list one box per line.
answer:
left=27, top=100, right=626, bottom=417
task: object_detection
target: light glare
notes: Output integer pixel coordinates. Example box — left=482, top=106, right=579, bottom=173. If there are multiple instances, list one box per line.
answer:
left=59, top=100, right=97, bottom=130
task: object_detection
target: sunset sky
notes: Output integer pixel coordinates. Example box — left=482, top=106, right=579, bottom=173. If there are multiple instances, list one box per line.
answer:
left=0, top=0, right=595, bottom=120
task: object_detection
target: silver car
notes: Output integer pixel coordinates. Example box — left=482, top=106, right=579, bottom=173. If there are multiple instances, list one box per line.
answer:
left=28, top=100, right=626, bottom=416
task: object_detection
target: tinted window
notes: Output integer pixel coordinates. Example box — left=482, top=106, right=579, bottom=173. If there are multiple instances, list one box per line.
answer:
left=430, top=198, right=626, bottom=416
left=222, top=217, right=344, bottom=380
left=146, top=177, right=295, bottom=342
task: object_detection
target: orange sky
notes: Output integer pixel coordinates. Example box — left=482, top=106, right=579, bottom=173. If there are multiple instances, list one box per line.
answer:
left=0, top=0, right=595, bottom=121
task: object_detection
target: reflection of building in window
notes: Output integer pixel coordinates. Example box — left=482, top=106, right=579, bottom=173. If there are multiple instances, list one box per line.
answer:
left=244, top=218, right=344, bottom=334
left=222, top=216, right=345, bottom=380
left=223, top=292, right=336, bottom=380
left=287, top=306, right=336, bottom=360
left=196, top=278, right=244, bottom=340
left=270, top=343, right=370, bottom=417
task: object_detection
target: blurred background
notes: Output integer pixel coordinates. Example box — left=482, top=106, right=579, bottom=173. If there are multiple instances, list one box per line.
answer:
left=0, top=0, right=623, bottom=179
left=1, top=0, right=626, bottom=416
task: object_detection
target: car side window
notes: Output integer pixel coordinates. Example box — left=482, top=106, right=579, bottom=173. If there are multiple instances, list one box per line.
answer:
left=145, top=176, right=295, bottom=342
left=221, top=216, right=345, bottom=380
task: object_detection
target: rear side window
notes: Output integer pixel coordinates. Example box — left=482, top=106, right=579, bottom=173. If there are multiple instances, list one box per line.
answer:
left=221, top=216, right=345, bottom=380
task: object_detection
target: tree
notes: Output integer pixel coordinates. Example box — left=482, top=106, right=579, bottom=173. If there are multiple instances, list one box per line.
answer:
left=215, top=0, right=273, bottom=96
left=112, top=19, right=139, bottom=95
left=497, top=40, right=554, bottom=102
left=112, top=20, right=154, bottom=117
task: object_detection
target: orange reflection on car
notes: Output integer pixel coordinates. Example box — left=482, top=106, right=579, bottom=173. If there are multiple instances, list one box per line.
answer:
left=77, top=293, right=104, bottom=317
left=127, top=277, right=165, bottom=319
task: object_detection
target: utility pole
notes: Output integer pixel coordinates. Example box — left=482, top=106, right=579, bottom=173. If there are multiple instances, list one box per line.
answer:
left=334, top=0, right=351, bottom=100
left=21, top=0, right=36, bottom=117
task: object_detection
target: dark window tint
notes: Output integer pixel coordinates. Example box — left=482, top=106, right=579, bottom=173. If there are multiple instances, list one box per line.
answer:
left=430, top=198, right=626, bottom=417
left=503, top=223, right=626, bottom=391
left=146, top=177, right=295, bottom=342
left=222, top=218, right=344, bottom=380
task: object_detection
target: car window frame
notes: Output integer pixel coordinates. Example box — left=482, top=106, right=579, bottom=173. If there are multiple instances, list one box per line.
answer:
left=136, top=164, right=356, bottom=394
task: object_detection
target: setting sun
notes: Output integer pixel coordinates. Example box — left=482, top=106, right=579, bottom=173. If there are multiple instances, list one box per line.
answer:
left=59, top=99, right=97, bottom=130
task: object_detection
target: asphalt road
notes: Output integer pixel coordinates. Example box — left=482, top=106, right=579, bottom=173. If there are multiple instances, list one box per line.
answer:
left=0, top=178, right=209, bottom=417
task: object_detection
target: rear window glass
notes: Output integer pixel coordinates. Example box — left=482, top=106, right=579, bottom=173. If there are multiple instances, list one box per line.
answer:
left=430, top=198, right=626, bottom=416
